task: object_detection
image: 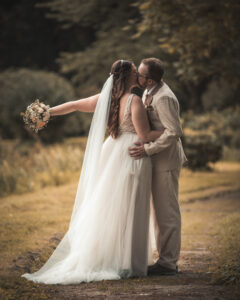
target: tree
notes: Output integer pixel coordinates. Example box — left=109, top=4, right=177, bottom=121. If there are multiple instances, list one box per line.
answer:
left=0, top=0, right=94, bottom=72
left=36, top=0, right=177, bottom=98
left=132, top=0, right=240, bottom=110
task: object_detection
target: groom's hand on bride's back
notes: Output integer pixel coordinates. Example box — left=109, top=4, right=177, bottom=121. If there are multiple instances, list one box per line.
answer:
left=128, top=142, right=147, bottom=159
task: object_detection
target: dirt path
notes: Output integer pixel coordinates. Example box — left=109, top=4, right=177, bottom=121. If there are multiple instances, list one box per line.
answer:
left=2, top=191, right=239, bottom=299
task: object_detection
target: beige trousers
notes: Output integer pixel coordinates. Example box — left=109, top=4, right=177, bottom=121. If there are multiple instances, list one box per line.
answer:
left=151, top=167, right=181, bottom=270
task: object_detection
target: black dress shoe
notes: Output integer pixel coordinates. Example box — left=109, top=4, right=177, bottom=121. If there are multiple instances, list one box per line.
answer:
left=148, top=262, right=159, bottom=272
left=147, top=263, right=178, bottom=276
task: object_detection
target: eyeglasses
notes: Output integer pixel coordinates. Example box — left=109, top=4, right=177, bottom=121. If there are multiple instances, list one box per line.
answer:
left=137, top=72, right=149, bottom=79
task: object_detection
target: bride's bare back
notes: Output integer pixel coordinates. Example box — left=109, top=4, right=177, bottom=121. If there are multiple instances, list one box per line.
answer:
left=118, top=92, right=162, bottom=143
left=118, top=93, right=132, bottom=125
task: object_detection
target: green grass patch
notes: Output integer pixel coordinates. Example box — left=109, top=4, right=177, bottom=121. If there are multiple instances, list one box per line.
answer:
left=211, top=213, right=240, bottom=287
left=0, top=138, right=85, bottom=197
left=1, top=138, right=240, bottom=297
left=179, top=162, right=240, bottom=203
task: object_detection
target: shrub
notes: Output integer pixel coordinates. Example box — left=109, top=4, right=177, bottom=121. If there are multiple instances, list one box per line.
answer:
left=222, top=146, right=240, bottom=162
left=183, top=129, right=222, bottom=170
left=0, top=68, right=92, bottom=143
left=183, top=106, right=240, bottom=149
left=201, top=79, right=236, bottom=111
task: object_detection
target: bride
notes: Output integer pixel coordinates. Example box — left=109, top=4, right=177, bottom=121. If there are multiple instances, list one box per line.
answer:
left=21, top=59, right=163, bottom=284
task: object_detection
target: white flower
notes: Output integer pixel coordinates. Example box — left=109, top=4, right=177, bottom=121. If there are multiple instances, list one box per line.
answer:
left=22, top=99, right=51, bottom=132
left=37, top=107, right=44, bottom=113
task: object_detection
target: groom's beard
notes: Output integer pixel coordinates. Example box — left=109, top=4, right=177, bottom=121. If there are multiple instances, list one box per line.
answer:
left=137, top=77, right=147, bottom=89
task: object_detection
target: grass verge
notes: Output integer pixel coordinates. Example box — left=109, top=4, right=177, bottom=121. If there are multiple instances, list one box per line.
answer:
left=211, top=213, right=240, bottom=288
left=0, top=138, right=86, bottom=197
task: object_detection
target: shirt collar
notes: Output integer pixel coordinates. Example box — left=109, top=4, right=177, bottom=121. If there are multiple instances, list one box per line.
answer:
left=147, top=84, right=158, bottom=95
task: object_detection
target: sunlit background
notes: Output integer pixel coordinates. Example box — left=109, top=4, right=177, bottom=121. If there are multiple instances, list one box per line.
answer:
left=0, top=0, right=239, bottom=298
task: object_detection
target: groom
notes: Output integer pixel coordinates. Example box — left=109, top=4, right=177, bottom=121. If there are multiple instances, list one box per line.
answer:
left=129, top=58, right=187, bottom=276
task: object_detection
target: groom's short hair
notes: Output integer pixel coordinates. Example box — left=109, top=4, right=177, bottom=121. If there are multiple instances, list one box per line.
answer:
left=141, top=58, right=164, bottom=83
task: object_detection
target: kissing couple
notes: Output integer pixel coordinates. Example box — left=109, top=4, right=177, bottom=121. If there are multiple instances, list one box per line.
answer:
left=22, top=57, right=187, bottom=284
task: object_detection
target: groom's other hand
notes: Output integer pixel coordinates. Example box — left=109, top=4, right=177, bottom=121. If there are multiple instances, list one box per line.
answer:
left=128, top=142, right=147, bottom=159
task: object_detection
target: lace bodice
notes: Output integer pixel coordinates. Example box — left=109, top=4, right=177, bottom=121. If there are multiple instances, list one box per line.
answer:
left=119, top=94, right=136, bottom=134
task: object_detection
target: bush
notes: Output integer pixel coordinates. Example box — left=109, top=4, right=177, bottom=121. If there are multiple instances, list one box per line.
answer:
left=201, top=79, right=236, bottom=111
left=0, top=68, right=92, bottom=143
left=222, top=146, right=240, bottom=162
left=183, top=107, right=240, bottom=149
left=183, top=129, right=222, bottom=170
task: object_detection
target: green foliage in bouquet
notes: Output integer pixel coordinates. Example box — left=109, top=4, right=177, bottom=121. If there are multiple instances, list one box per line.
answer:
left=0, top=68, right=91, bottom=143
left=183, top=129, right=222, bottom=170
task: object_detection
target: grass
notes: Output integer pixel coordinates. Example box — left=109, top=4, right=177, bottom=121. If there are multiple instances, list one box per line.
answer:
left=0, top=137, right=240, bottom=298
left=1, top=136, right=240, bottom=200
left=0, top=183, right=75, bottom=263
left=210, top=213, right=240, bottom=286
left=0, top=182, right=239, bottom=298
left=179, top=162, right=240, bottom=203
left=0, top=138, right=86, bottom=197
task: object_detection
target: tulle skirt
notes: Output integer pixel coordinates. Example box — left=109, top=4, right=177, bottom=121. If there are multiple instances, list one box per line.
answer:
left=22, top=132, right=154, bottom=284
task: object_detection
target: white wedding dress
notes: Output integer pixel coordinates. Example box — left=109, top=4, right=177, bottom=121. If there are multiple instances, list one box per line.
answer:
left=22, top=93, right=155, bottom=284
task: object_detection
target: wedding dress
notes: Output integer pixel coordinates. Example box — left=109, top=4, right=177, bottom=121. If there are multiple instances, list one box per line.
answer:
left=22, top=88, right=154, bottom=284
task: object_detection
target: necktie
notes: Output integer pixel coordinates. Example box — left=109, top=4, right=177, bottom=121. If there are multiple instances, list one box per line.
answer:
left=144, top=82, right=163, bottom=108
left=144, top=94, right=153, bottom=108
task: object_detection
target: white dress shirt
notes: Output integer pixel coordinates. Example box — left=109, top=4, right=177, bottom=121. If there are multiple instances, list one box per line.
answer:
left=146, top=84, right=158, bottom=95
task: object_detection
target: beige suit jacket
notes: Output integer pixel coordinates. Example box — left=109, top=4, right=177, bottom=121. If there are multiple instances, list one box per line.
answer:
left=143, top=82, right=187, bottom=171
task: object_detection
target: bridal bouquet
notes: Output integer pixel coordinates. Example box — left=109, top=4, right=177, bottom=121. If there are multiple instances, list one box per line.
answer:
left=21, top=99, right=51, bottom=133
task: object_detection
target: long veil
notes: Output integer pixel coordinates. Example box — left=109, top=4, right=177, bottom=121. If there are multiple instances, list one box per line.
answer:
left=70, top=74, right=113, bottom=226
left=21, top=75, right=114, bottom=281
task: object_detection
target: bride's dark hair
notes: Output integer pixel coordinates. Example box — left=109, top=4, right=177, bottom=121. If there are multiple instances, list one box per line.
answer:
left=107, top=59, right=133, bottom=139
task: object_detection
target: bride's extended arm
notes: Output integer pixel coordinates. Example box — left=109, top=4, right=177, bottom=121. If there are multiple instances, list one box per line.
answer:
left=49, top=94, right=100, bottom=116
left=131, top=95, right=163, bottom=143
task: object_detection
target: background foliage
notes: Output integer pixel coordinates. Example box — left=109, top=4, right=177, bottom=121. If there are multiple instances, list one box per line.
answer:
left=133, top=0, right=240, bottom=111
left=0, top=69, right=91, bottom=143
left=0, top=2, right=240, bottom=293
left=0, top=0, right=239, bottom=168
